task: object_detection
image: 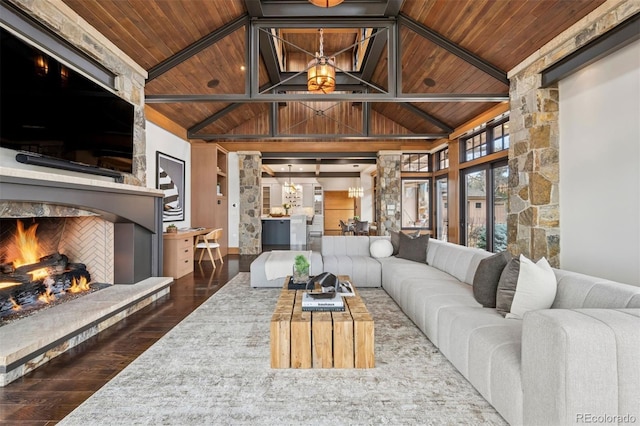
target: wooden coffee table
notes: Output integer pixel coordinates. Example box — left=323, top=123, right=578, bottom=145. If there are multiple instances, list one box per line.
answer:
left=270, top=275, right=374, bottom=369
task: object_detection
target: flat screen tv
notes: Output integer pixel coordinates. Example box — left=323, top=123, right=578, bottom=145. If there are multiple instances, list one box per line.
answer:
left=0, top=27, right=134, bottom=174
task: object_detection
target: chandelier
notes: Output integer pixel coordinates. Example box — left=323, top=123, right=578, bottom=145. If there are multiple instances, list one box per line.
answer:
left=348, top=187, right=363, bottom=198
left=308, top=0, right=344, bottom=7
left=307, top=29, right=336, bottom=94
left=284, top=164, right=297, bottom=194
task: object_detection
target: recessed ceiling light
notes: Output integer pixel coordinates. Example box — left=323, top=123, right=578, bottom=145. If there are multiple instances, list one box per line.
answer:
left=207, top=79, right=219, bottom=88
left=423, top=77, right=436, bottom=87
left=240, top=65, right=246, bottom=71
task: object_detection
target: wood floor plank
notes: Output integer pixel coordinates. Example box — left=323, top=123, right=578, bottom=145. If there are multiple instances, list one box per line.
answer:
left=0, top=254, right=250, bottom=424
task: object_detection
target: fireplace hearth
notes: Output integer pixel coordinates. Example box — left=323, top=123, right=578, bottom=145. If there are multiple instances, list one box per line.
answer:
left=0, top=166, right=170, bottom=386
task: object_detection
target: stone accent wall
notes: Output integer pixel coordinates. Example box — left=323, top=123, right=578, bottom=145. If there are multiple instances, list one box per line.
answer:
left=507, top=0, right=635, bottom=267
left=8, top=0, right=148, bottom=186
left=376, top=152, right=402, bottom=235
left=238, top=152, right=262, bottom=254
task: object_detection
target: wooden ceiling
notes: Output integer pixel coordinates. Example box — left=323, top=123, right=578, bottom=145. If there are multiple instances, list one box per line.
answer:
left=62, top=0, right=606, bottom=154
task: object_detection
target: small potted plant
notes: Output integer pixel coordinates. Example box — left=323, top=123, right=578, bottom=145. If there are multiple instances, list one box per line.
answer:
left=293, top=254, right=310, bottom=284
left=166, top=224, right=178, bottom=233
left=282, top=203, right=292, bottom=216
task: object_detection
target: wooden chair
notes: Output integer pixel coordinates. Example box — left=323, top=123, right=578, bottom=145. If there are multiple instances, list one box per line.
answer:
left=194, top=228, right=224, bottom=267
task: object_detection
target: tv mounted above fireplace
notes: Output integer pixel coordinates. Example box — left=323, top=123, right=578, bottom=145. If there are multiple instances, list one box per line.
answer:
left=0, top=27, right=135, bottom=175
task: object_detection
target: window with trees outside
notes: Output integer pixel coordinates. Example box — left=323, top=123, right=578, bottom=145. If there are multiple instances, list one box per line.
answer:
left=462, top=162, right=508, bottom=252
left=436, top=148, right=449, bottom=171
left=402, top=179, right=430, bottom=229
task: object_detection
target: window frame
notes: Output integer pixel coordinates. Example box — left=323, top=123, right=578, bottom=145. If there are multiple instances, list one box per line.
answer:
left=400, top=177, right=431, bottom=230
left=461, top=117, right=510, bottom=163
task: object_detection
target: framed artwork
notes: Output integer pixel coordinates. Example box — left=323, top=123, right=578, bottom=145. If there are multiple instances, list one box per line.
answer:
left=156, top=152, right=185, bottom=222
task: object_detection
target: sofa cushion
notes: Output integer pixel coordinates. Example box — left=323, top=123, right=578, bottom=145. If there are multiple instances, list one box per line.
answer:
left=390, top=231, right=400, bottom=255
left=427, top=239, right=492, bottom=285
left=321, top=236, right=370, bottom=256
left=552, top=269, right=640, bottom=309
left=397, top=232, right=429, bottom=263
left=322, top=254, right=382, bottom=287
left=496, top=257, right=520, bottom=316
left=473, top=251, right=511, bottom=308
left=507, top=255, right=556, bottom=319
left=369, top=238, right=393, bottom=258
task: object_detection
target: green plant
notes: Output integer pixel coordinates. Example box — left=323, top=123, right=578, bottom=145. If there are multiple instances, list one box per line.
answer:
left=294, top=254, right=310, bottom=273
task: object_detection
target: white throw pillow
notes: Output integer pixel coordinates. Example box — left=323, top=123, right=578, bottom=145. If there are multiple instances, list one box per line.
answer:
left=506, top=254, right=557, bottom=319
left=369, top=239, right=393, bottom=258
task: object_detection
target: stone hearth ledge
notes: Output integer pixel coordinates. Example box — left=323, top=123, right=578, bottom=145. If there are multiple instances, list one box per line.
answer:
left=0, top=277, right=173, bottom=386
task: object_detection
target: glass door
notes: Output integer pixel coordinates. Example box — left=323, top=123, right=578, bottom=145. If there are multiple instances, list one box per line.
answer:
left=461, top=161, right=508, bottom=252
left=463, top=169, right=487, bottom=249
left=435, top=177, right=448, bottom=241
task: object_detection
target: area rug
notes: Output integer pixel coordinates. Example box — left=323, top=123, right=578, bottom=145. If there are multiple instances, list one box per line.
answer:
left=59, top=273, right=506, bottom=425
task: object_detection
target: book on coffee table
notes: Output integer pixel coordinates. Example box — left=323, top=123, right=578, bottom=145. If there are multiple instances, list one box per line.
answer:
left=302, top=291, right=345, bottom=311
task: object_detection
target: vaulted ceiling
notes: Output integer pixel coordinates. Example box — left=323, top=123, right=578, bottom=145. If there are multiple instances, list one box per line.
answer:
left=62, top=0, right=606, bottom=155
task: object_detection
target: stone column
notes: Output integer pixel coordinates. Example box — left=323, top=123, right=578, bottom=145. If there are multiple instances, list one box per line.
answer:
left=505, top=0, right=634, bottom=268
left=507, top=76, right=560, bottom=266
left=238, top=152, right=262, bottom=254
left=376, top=151, right=402, bottom=235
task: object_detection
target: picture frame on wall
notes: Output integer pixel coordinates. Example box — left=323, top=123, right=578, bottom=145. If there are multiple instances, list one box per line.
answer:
left=156, top=151, right=185, bottom=222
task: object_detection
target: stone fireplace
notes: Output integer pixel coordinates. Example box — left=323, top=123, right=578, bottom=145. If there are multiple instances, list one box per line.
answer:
left=0, top=167, right=172, bottom=386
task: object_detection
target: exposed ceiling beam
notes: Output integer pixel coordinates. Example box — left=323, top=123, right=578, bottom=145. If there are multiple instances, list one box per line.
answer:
left=542, top=12, right=640, bottom=87
left=251, top=0, right=397, bottom=18
left=147, top=93, right=508, bottom=103
left=262, top=158, right=377, bottom=165
left=191, top=133, right=448, bottom=140
left=265, top=172, right=362, bottom=178
left=261, top=164, right=276, bottom=176
left=263, top=152, right=377, bottom=159
left=398, top=13, right=509, bottom=86
left=360, top=28, right=389, bottom=82
left=147, top=14, right=249, bottom=81
left=400, top=103, right=454, bottom=133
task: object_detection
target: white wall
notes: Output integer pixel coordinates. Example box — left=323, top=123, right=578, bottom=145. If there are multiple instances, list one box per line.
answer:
left=228, top=152, right=240, bottom=249
left=145, top=121, right=191, bottom=231
left=559, top=39, right=640, bottom=286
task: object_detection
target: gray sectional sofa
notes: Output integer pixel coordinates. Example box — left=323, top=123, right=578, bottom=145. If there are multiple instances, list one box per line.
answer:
left=251, top=235, right=640, bottom=425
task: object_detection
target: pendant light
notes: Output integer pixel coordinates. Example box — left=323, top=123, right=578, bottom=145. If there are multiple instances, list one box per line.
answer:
left=307, top=29, right=336, bottom=94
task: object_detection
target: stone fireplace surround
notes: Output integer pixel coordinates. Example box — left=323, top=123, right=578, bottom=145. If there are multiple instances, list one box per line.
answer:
left=0, top=167, right=173, bottom=386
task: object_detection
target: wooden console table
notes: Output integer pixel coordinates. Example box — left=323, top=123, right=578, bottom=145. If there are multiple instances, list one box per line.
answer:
left=270, top=275, right=375, bottom=369
left=162, top=228, right=212, bottom=279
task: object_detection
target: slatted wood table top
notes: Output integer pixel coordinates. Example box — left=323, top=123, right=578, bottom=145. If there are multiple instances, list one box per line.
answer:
left=270, top=275, right=375, bottom=369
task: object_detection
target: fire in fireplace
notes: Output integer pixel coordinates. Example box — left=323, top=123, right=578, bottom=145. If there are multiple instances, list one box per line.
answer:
left=0, top=219, right=109, bottom=324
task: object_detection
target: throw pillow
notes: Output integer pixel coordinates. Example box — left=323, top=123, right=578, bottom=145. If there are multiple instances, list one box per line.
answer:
left=397, top=232, right=430, bottom=263
left=506, top=255, right=557, bottom=319
left=390, top=231, right=400, bottom=255
left=472, top=251, right=511, bottom=308
left=495, top=257, right=521, bottom=317
left=369, top=239, right=394, bottom=258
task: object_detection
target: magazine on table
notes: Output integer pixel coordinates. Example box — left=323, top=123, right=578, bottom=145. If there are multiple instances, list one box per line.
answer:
left=338, top=280, right=355, bottom=297
left=302, top=291, right=345, bottom=311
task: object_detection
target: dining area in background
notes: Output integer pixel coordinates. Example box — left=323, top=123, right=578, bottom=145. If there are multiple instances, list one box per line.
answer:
left=339, top=218, right=370, bottom=236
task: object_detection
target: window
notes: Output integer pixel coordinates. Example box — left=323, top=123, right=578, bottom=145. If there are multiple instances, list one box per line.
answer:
left=401, top=179, right=430, bottom=229
left=435, top=177, right=448, bottom=241
left=436, top=148, right=449, bottom=170
left=462, top=116, right=510, bottom=162
left=461, top=161, right=509, bottom=252
left=401, top=153, right=429, bottom=172
left=493, top=121, right=510, bottom=151
left=464, top=132, right=487, bottom=161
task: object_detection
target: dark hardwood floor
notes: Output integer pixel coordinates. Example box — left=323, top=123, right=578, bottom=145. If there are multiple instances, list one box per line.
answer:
left=0, top=254, right=256, bottom=425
